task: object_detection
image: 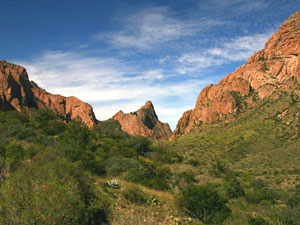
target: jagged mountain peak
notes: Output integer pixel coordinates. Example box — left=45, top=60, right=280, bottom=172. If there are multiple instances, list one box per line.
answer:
left=112, top=101, right=171, bottom=141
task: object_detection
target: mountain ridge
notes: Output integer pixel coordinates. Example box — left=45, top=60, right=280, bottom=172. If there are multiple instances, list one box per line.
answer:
left=0, top=62, right=171, bottom=139
left=0, top=60, right=98, bottom=128
left=1, top=11, right=300, bottom=141
left=170, top=10, right=300, bottom=139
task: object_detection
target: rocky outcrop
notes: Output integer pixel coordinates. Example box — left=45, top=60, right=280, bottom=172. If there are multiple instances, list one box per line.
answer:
left=171, top=10, right=300, bottom=139
left=112, top=101, right=172, bottom=141
left=32, top=87, right=97, bottom=128
left=0, top=60, right=97, bottom=128
left=0, top=61, right=37, bottom=111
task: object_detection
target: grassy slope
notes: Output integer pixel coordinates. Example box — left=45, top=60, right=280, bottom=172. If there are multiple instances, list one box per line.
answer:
left=168, top=90, right=300, bottom=188
left=1, top=89, right=300, bottom=224
left=159, top=90, right=300, bottom=224
left=92, top=91, right=300, bottom=225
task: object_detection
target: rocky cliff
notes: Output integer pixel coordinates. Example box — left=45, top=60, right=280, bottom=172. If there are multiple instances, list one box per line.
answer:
left=112, top=101, right=172, bottom=141
left=0, top=61, right=37, bottom=111
left=0, top=61, right=97, bottom=128
left=171, top=10, right=300, bottom=139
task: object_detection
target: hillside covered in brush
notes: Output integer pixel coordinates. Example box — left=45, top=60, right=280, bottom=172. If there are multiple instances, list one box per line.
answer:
left=0, top=9, right=300, bottom=225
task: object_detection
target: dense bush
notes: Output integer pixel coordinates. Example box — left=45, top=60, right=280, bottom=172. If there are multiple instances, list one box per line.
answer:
left=287, top=190, right=300, bottom=208
left=186, top=159, right=200, bottom=166
left=105, top=156, right=141, bottom=177
left=180, top=185, right=231, bottom=224
left=58, top=119, right=92, bottom=161
left=224, top=177, right=245, bottom=199
left=126, top=161, right=171, bottom=190
left=6, top=124, right=36, bottom=140
left=0, top=142, right=25, bottom=171
left=0, top=150, right=109, bottom=225
left=149, top=144, right=183, bottom=163
left=94, top=119, right=126, bottom=138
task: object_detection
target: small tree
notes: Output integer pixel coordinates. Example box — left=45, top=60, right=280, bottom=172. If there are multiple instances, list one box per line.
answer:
left=180, top=185, right=231, bottom=224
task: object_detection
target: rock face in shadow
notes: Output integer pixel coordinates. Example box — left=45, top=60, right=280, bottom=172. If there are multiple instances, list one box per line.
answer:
left=112, top=101, right=172, bottom=141
left=0, top=60, right=97, bottom=128
left=171, top=11, right=300, bottom=139
left=0, top=61, right=37, bottom=111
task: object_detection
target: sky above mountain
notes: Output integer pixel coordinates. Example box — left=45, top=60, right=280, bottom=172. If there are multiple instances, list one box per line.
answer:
left=1, top=0, right=300, bottom=129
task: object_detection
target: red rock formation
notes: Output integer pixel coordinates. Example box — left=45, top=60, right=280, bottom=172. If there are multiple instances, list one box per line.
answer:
left=32, top=87, right=97, bottom=128
left=0, top=61, right=36, bottom=111
left=112, top=101, right=172, bottom=141
left=171, top=10, right=300, bottom=139
left=0, top=60, right=97, bottom=128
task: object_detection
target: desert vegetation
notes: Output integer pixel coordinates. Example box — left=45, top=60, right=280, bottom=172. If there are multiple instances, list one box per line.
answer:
left=0, top=96, right=299, bottom=225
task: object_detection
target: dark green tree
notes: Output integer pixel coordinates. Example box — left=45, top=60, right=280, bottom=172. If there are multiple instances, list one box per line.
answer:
left=180, top=185, right=231, bottom=224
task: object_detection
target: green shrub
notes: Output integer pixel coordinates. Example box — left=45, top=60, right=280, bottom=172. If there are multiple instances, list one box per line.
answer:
left=5, top=142, right=24, bottom=167
left=187, top=159, right=200, bottom=166
left=160, top=150, right=182, bottom=164
left=59, top=119, right=91, bottom=161
left=287, top=191, right=300, bottom=208
left=248, top=216, right=269, bottom=225
left=109, top=145, right=138, bottom=158
left=121, top=136, right=151, bottom=156
left=105, top=156, right=141, bottom=177
left=178, top=171, right=197, bottom=183
left=230, top=91, right=243, bottom=113
left=6, top=124, right=36, bottom=140
left=23, top=143, right=41, bottom=159
left=30, top=108, right=56, bottom=128
left=209, top=160, right=228, bottom=178
left=122, top=186, right=147, bottom=205
left=0, top=150, right=109, bottom=225
left=149, top=144, right=183, bottom=163
left=126, top=161, right=171, bottom=190
left=250, top=179, right=268, bottom=189
left=259, top=62, right=270, bottom=72
left=248, top=215, right=296, bottom=225
left=180, top=185, right=231, bottom=224
left=224, top=178, right=245, bottom=199
left=41, top=119, right=66, bottom=136
left=245, top=188, right=277, bottom=204
left=95, top=119, right=126, bottom=138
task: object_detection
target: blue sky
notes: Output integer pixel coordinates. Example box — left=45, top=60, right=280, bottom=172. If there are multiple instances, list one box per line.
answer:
left=1, top=0, right=300, bottom=129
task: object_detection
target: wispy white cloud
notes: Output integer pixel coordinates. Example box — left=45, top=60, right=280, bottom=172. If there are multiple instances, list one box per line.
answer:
left=207, top=32, right=273, bottom=60
left=22, top=51, right=129, bottom=89
left=203, top=0, right=269, bottom=14
left=176, top=31, right=273, bottom=74
left=94, top=7, right=223, bottom=50
left=176, top=53, right=225, bottom=74
left=135, top=69, right=165, bottom=81
left=15, top=4, right=278, bottom=131
left=17, top=28, right=273, bottom=129
left=17, top=50, right=209, bottom=129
